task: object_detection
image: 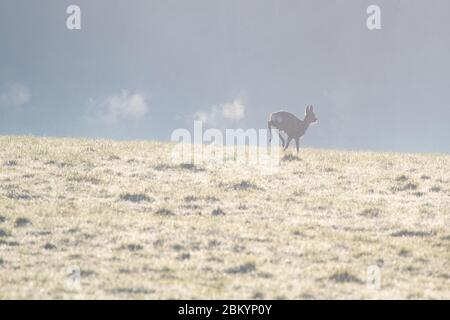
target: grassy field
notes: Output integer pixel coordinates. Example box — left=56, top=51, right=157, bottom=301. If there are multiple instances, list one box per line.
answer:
left=0, top=135, right=449, bottom=299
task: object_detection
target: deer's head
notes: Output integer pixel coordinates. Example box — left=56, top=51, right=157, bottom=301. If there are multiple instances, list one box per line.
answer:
left=304, top=105, right=317, bottom=124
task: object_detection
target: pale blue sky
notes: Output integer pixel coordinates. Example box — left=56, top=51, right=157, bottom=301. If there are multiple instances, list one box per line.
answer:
left=0, top=0, right=449, bottom=153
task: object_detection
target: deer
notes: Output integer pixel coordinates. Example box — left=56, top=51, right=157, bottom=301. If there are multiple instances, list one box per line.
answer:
left=268, top=105, right=317, bottom=152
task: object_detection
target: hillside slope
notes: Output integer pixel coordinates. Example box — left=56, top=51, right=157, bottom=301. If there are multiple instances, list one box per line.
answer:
left=0, top=135, right=449, bottom=299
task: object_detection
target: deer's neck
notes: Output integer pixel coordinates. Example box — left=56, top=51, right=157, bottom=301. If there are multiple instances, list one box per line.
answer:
left=302, top=117, right=312, bottom=131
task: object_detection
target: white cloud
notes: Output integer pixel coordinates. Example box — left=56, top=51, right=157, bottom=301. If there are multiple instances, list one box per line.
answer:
left=194, top=98, right=245, bottom=125
left=88, top=90, right=149, bottom=123
left=221, top=99, right=245, bottom=121
left=0, top=83, right=30, bottom=108
left=193, top=107, right=221, bottom=126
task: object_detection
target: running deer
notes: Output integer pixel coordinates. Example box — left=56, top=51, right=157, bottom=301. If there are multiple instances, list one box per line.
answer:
left=268, top=105, right=317, bottom=152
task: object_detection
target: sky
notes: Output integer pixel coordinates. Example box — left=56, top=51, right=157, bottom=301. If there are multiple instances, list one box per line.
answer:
left=0, top=0, right=449, bottom=153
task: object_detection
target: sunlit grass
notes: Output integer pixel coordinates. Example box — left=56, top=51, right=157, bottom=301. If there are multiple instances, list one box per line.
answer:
left=0, top=135, right=449, bottom=299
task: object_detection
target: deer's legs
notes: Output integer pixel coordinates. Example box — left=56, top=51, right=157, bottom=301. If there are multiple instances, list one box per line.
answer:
left=295, top=138, right=300, bottom=153
left=278, top=133, right=285, bottom=148
left=267, top=121, right=273, bottom=142
left=284, top=137, right=292, bottom=151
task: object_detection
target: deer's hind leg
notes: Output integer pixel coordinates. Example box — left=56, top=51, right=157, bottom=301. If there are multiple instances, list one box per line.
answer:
left=278, top=132, right=285, bottom=147
left=268, top=121, right=273, bottom=142
left=284, top=137, right=292, bottom=151
left=295, top=138, right=300, bottom=153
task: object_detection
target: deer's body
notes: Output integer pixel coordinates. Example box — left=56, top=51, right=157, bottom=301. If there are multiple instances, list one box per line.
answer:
left=268, top=105, right=317, bottom=152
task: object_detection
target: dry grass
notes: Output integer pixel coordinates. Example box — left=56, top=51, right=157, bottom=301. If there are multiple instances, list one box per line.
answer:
left=0, top=135, right=449, bottom=299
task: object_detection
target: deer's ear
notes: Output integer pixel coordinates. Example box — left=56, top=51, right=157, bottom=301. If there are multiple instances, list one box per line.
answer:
left=310, top=105, right=314, bottom=111
left=305, top=105, right=310, bottom=112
